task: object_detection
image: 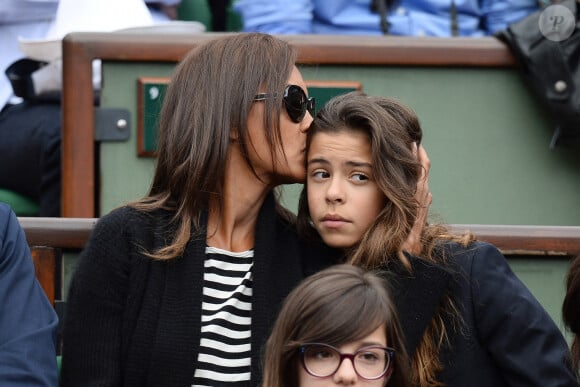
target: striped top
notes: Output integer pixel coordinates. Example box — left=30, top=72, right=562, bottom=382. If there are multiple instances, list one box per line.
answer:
left=192, top=246, right=254, bottom=386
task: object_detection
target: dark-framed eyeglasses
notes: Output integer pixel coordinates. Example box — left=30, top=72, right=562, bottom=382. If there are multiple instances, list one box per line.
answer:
left=299, top=343, right=395, bottom=380
left=253, top=84, right=315, bottom=123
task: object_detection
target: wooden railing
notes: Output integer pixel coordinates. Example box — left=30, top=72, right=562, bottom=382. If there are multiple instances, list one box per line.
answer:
left=21, top=217, right=97, bottom=305
left=449, top=224, right=580, bottom=256
left=20, top=216, right=580, bottom=307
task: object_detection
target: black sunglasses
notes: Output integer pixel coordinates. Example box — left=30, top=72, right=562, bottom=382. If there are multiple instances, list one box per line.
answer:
left=254, top=84, right=315, bottom=123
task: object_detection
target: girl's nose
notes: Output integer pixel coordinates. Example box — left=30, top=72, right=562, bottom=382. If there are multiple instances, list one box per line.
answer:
left=325, top=179, right=345, bottom=204
left=332, top=357, right=358, bottom=385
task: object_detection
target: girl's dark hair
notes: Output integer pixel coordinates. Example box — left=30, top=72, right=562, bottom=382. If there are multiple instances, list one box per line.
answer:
left=130, top=33, right=297, bottom=260
left=563, top=255, right=580, bottom=374
left=297, top=92, right=473, bottom=384
left=263, top=264, right=411, bottom=387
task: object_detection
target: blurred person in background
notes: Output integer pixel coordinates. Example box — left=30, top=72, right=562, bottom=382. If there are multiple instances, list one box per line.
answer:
left=234, top=0, right=539, bottom=36
left=0, top=0, right=180, bottom=216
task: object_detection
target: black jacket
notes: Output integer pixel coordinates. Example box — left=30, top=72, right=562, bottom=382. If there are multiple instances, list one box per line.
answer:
left=388, top=241, right=578, bottom=386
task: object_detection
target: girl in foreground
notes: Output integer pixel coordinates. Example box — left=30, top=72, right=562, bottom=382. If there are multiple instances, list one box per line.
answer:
left=298, top=92, right=577, bottom=386
left=263, top=264, right=411, bottom=387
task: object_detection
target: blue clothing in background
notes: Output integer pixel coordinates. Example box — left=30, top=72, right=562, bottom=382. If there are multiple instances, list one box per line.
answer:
left=234, top=0, right=539, bottom=36
left=0, top=203, right=58, bottom=386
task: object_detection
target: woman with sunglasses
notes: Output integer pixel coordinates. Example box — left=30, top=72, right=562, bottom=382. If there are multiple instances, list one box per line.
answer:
left=263, top=264, right=411, bottom=387
left=61, top=33, right=323, bottom=386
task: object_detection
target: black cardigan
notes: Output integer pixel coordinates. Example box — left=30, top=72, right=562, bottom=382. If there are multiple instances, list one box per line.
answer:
left=61, top=193, right=328, bottom=386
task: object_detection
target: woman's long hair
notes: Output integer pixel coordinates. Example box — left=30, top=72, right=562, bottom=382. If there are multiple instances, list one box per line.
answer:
left=130, top=33, right=297, bottom=260
left=263, top=264, right=411, bottom=387
left=297, top=92, right=473, bottom=385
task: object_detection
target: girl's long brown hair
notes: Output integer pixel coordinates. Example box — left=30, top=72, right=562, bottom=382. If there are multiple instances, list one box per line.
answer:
left=129, top=33, right=297, bottom=260
left=297, top=92, right=474, bottom=385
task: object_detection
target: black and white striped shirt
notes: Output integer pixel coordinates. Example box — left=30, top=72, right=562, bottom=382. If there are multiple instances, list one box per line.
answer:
left=192, top=246, right=253, bottom=386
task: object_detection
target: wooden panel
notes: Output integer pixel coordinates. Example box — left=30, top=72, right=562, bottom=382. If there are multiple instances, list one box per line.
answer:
left=449, top=224, right=580, bottom=256
left=31, top=246, right=59, bottom=305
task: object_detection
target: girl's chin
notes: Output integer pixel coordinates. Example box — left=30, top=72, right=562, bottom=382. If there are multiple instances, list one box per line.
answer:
left=321, top=236, right=357, bottom=250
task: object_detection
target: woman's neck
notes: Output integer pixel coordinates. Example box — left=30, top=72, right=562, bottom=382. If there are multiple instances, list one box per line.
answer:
left=206, top=147, right=271, bottom=252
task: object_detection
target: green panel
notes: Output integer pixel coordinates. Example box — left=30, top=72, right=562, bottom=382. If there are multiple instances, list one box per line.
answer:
left=63, top=251, right=80, bottom=299
left=99, top=63, right=175, bottom=215
left=141, top=81, right=168, bottom=154
left=308, top=85, right=359, bottom=114
left=507, top=257, right=573, bottom=341
left=100, top=62, right=580, bottom=225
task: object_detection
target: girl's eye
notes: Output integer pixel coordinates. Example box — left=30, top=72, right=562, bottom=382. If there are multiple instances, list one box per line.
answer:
left=351, top=172, right=369, bottom=182
left=311, top=170, right=329, bottom=180
left=313, top=349, right=334, bottom=359
left=356, top=351, right=382, bottom=364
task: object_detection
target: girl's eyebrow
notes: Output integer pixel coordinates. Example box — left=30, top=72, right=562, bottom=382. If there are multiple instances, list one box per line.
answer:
left=307, top=157, right=329, bottom=166
left=308, top=158, right=372, bottom=169
left=356, top=341, right=387, bottom=349
left=359, top=341, right=385, bottom=346
left=345, top=161, right=372, bottom=169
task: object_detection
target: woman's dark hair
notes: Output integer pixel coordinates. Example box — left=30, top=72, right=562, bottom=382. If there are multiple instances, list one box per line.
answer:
left=263, top=264, right=411, bottom=387
left=130, top=33, right=297, bottom=260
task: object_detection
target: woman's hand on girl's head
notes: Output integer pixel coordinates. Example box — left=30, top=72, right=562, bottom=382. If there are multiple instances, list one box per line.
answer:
left=402, top=143, right=432, bottom=256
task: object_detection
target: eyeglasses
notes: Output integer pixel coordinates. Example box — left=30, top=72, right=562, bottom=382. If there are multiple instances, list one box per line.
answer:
left=253, top=84, right=315, bottom=123
left=299, top=343, right=395, bottom=380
